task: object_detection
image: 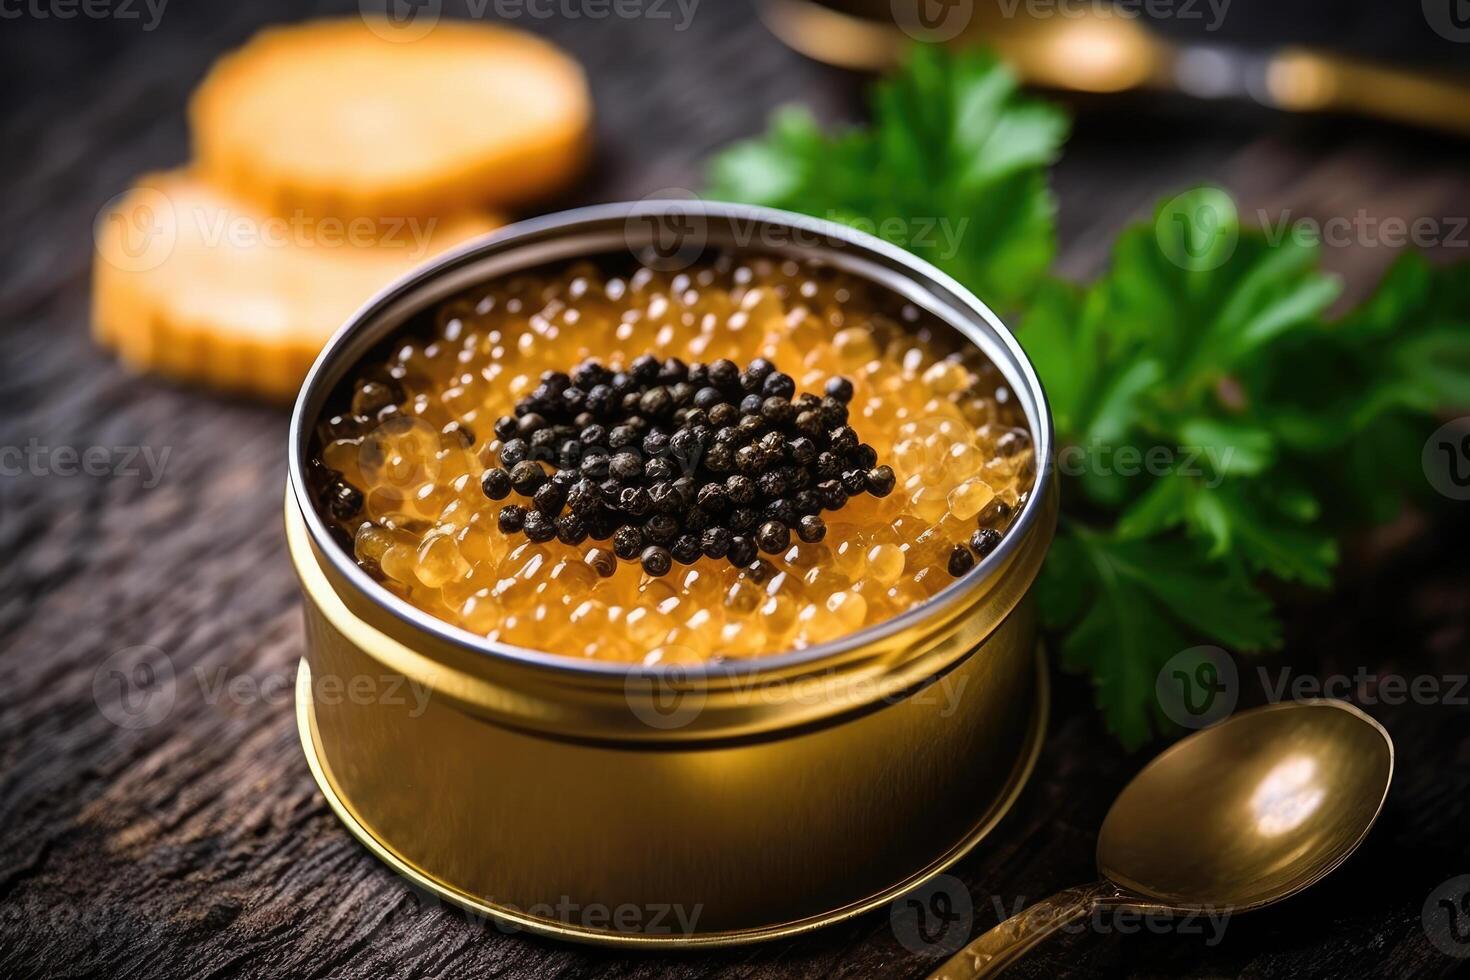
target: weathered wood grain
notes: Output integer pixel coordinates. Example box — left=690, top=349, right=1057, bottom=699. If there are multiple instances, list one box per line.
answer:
left=1, top=3, right=1467, bottom=978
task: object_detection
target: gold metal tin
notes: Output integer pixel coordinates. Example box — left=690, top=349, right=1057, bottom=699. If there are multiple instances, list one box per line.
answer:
left=286, top=203, right=1057, bottom=945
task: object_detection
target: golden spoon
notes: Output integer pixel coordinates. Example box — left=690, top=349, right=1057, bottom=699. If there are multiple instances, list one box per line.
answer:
left=763, top=0, right=1470, bottom=138
left=928, top=699, right=1393, bottom=979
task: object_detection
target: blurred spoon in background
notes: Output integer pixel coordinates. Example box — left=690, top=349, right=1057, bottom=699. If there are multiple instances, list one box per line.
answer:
left=763, top=0, right=1470, bottom=137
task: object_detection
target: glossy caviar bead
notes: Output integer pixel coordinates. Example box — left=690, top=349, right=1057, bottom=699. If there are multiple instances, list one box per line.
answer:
left=795, top=411, right=823, bottom=437
left=762, top=371, right=795, bottom=399
left=641, top=545, right=673, bottom=576
left=725, top=474, right=757, bottom=504
left=756, top=520, right=790, bottom=554
left=587, top=511, right=617, bottom=540
left=709, top=358, right=739, bottom=388
left=609, top=451, right=643, bottom=482
left=727, top=535, right=758, bottom=567
left=352, top=379, right=402, bottom=416
left=498, top=504, right=526, bottom=533
left=555, top=513, right=587, bottom=545
left=523, top=511, right=556, bottom=542
left=327, top=481, right=363, bottom=520
left=866, top=465, right=896, bottom=497
left=494, top=415, right=519, bottom=440
left=533, top=480, right=567, bottom=516
left=619, top=485, right=652, bottom=517
left=481, top=467, right=512, bottom=500
left=760, top=396, right=794, bottom=426
left=696, top=483, right=728, bottom=512
left=705, top=444, right=734, bottom=472
left=645, top=514, right=679, bottom=544
left=794, top=489, right=822, bottom=514
left=672, top=534, right=702, bottom=565
left=971, top=527, right=1003, bottom=558
left=817, top=480, right=847, bottom=510
left=825, top=376, right=854, bottom=403
left=757, top=470, right=788, bottom=498
left=649, top=482, right=682, bottom=514
left=978, top=498, right=1013, bottom=528
left=797, top=514, right=827, bottom=543
left=701, top=526, right=732, bottom=559
left=947, top=543, right=976, bottom=576
left=567, top=479, right=601, bottom=516
left=766, top=498, right=798, bottom=527
left=829, top=426, right=858, bottom=453
left=510, top=460, right=547, bottom=495
left=500, top=438, right=529, bottom=466
left=612, top=525, right=644, bottom=559
left=840, top=468, right=867, bottom=495
left=729, top=507, right=759, bottom=533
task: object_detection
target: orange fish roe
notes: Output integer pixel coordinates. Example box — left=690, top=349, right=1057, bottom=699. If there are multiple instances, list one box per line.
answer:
left=312, top=254, right=1034, bottom=663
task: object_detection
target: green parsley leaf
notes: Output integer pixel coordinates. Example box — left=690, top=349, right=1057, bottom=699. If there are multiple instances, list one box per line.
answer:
left=706, top=46, right=1067, bottom=311
left=1040, top=527, right=1279, bottom=748
left=702, top=46, right=1470, bottom=746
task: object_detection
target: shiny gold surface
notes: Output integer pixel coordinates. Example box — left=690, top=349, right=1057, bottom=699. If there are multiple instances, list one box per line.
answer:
left=285, top=204, right=1060, bottom=945
left=296, top=652, right=1050, bottom=945
left=929, top=701, right=1393, bottom=978
left=765, top=0, right=1470, bottom=137
left=283, top=481, right=1058, bottom=940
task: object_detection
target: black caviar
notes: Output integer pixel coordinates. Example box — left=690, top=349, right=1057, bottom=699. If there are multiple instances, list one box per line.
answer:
left=480, top=356, right=895, bottom=575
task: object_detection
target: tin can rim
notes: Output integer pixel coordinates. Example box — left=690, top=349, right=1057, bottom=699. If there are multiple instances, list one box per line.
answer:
left=288, top=200, right=1055, bottom=681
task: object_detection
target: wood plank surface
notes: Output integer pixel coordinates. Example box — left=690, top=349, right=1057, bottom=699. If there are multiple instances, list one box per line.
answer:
left=1, top=2, right=1467, bottom=978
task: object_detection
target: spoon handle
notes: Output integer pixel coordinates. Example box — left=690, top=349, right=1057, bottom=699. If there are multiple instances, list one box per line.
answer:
left=925, top=880, right=1123, bottom=980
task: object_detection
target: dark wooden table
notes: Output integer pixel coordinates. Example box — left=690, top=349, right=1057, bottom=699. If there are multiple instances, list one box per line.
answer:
left=3, top=2, right=1468, bottom=977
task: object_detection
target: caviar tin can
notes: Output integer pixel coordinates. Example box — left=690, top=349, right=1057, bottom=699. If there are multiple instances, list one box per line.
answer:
left=286, top=202, right=1057, bottom=946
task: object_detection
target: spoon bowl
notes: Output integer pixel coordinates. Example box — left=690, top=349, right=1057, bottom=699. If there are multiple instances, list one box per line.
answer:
left=930, top=700, right=1393, bottom=979
left=1099, top=699, right=1393, bottom=911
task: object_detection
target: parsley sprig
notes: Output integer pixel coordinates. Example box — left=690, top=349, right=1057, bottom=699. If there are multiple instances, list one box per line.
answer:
left=707, top=47, right=1470, bottom=746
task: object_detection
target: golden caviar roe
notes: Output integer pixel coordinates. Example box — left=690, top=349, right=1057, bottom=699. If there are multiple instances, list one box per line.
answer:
left=313, top=255, right=1034, bottom=663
